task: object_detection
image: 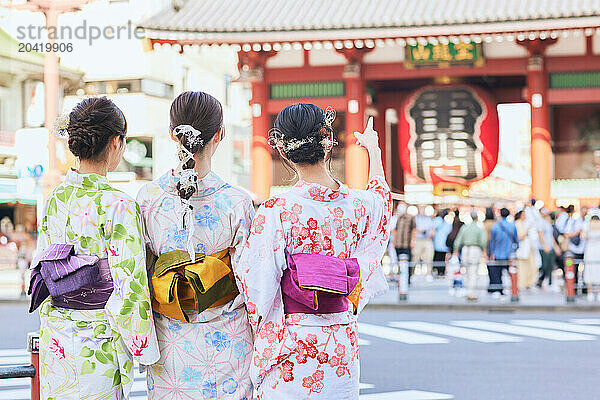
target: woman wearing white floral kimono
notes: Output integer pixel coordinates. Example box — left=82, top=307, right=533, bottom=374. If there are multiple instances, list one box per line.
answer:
left=137, top=91, right=254, bottom=399
left=238, top=104, right=392, bottom=399
left=29, top=97, right=160, bottom=399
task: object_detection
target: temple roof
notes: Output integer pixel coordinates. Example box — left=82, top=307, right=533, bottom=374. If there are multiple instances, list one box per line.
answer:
left=141, top=0, right=600, bottom=44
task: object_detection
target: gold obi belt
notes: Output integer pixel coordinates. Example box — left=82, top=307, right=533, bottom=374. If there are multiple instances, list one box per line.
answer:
left=151, top=249, right=238, bottom=322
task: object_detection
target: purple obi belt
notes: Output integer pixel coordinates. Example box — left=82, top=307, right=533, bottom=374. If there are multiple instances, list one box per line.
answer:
left=281, top=252, right=361, bottom=315
left=28, top=244, right=113, bottom=313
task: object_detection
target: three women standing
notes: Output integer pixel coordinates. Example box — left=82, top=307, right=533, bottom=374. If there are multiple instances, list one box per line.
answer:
left=31, top=97, right=160, bottom=399
left=237, top=104, right=392, bottom=399
left=137, top=91, right=254, bottom=399
left=33, top=94, right=390, bottom=400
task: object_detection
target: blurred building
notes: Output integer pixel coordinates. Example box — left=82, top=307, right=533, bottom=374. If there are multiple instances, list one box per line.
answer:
left=2, top=0, right=253, bottom=201
left=141, top=0, right=600, bottom=207
left=55, top=0, right=253, bottom=198
left=0, top=26, right=81, bottom=232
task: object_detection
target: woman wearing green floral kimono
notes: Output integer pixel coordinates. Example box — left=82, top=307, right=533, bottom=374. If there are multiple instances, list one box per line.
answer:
left=31, top=97, right=160, bottom=399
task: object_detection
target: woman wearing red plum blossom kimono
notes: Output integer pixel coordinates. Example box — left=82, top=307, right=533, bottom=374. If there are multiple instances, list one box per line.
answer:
left=238, top=103, right=392, bottom=399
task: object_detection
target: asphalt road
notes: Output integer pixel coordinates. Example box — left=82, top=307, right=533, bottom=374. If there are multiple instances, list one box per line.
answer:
left=1, top=303, right=599, bottom=399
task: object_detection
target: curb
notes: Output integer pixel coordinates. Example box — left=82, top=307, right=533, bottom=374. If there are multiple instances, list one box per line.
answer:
left=0, top=298, right=29, bottom=305
left=366, top=302, right=600, bottom=312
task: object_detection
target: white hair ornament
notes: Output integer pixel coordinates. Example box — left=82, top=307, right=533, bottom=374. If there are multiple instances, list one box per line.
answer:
left=173, top=124, right=204, bottom=262
left=53, top=114, right=70, bottom=138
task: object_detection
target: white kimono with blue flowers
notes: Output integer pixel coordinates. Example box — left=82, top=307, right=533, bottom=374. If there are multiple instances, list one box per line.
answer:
left=137, top=171, right=254, bottom=399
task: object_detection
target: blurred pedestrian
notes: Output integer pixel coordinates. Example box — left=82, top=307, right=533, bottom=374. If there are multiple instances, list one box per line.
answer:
left=514, top=210, right=537, bottom=290
left=488, top=208, right=519, bottom=297
left=583, top=210, right=600, bottom=301
left=393, top=203, right=416, bottom=283
left=433, top=208, right=451, bottom=276
left=387, top=202, right=403, bottom=274
left=413, top=205, right=435, bottom=281
left=484, top=207, right=496, bottom=237
left=446, top=208, right=464, bottom=254
left=453, top=210, right=488, bottom=301
left=564, top=205, right=586, bottom=292
left=537, top=210, right=561, bottom=289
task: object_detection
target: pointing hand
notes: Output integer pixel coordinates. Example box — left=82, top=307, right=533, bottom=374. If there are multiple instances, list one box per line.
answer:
left=353, top=116, right=379, bottom=152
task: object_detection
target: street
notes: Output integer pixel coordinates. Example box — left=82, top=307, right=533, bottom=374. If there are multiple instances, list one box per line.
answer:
left=0, top=303, right=599, bottom=399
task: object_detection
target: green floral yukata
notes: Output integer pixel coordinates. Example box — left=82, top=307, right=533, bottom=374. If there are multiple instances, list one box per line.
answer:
left=36, top=169, right=160, bottom=399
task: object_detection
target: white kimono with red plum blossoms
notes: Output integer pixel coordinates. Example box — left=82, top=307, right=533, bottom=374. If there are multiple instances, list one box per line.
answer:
left=238, top=175, right=392, bottom=399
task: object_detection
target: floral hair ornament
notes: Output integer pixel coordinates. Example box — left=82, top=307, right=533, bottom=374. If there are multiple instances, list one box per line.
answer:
left=267, top=127, right=284, bottom=149
left=322, top=106, right=338, bottom=151
left=324, top=106, right=336, bottom=129
left=172, top=124, right=204, bottom=262
left=53, top=114, right=70, bottom=138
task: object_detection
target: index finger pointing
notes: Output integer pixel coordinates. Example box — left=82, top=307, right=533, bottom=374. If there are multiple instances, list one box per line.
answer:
left=365, top=116, right=374, bottom=132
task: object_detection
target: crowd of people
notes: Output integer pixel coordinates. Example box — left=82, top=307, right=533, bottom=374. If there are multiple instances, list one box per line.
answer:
left=389, top=201, right=600, bottom=302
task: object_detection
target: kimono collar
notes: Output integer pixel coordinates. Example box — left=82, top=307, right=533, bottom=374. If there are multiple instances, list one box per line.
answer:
left=158, top=170, right=229, bottom=198
left=291, top=178, right=349, bottom=202
left=63, top=168, right=110, bottom=190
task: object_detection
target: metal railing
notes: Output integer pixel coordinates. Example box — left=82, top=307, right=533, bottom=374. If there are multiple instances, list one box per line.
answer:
left=0, top=332, right=40, bottom=400
left=391, top=252, right=595, bottom=304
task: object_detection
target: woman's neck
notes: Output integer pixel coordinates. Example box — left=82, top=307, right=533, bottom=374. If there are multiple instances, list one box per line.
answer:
left=78, top=160, right=108, bottom=176
left=193, top=151, right=211, bottom=179
left=297, top=163, right=338, bottom=190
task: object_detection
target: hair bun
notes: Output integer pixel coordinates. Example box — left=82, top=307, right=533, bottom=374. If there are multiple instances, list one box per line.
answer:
left=66, top=97, right=126, bottom=160
left=68, top=119, right=99, bottom=159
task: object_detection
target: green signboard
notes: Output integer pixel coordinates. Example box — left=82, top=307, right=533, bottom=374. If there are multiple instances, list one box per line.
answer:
left=270, top=81, right=345, bottom=99
left=406, top=42, right=484, bottom=67
left=550, top=71, right=600, bottom=89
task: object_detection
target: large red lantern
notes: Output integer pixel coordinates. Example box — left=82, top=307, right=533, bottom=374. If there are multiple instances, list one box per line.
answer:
left=398, top=85, right=499, bottom=186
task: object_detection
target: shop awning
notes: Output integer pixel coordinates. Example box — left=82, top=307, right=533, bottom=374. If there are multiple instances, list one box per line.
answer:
left=0, top=196, right=37, bottom=206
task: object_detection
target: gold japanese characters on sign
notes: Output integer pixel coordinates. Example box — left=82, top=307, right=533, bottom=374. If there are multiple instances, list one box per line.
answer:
left=406, top=42, right=484, bottom=67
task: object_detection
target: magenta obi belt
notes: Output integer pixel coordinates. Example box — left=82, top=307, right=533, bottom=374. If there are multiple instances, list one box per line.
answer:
left=28, top=244, right=113, bottom=313
left=281, top=252, right=361, bottom=314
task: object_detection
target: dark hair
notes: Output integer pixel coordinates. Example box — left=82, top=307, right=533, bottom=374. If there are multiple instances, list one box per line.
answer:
left=500, top=208, right=510, bottom=218
left=514, top=210, right=524, bottom=221
left=169, top=91, right=223, bottom=200
left=274, top=103, right=331, bottom=165
left=67, top=96, right=126, bottom=160
left=485, top=207, right=495, bottom=221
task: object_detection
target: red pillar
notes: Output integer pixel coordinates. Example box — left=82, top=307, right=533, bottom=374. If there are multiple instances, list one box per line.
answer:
left=238, top=50, right=276, bottom=203
left=250, top=78, right=271, bottom=203
left=344, top=64, right=369, bottom=188
left=375, top=102, right=388, bottom=182
left=337, top=48, right=373, bottom=189
left=519, top=39, right=556, bottom=207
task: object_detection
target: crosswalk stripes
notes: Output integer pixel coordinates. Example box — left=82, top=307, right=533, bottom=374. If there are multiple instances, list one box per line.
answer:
left=360, top=390, right=454, bottom=400
left=569, top=318, right=600, bottom=325
left=358, top=323, right=449, bottom=344
left=452, top=320, right=596, bottom=341
left=512, top=319, right=600, bottom=335
left=2, top=317, right=598, bottom=399
left=389, top=321, right=522, bottom=343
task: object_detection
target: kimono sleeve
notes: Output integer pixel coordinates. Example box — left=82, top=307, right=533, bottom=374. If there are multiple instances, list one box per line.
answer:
left=35, top=195, right=52, bottom=256
left=230, top=196, right=255, bottom=267
left=354, top=175, right=392, bottom=312
left=104, top=196, right=160, bottom=365
left=237, top=202, right=287, bottom=333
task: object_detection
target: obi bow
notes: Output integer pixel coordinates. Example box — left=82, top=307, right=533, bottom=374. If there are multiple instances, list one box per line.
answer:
left=28, top=244, right=112, bottom=313
left=281, top=252, right=361, bottom=315
left=151, top=249, right=238, bottom=322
